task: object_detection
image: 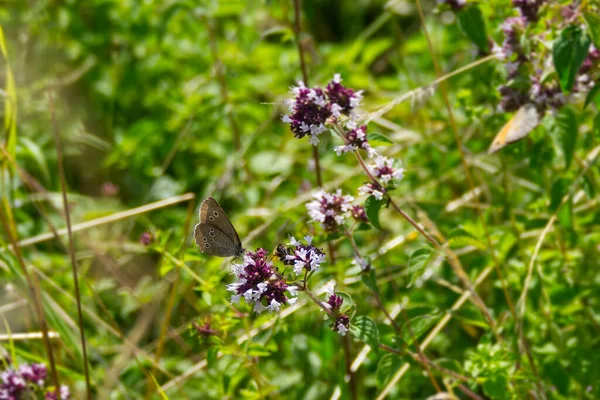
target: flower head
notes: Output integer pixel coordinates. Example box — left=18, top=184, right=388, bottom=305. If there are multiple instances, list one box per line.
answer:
left=332, top=315, right=350, bottom=336
left=325, top=74, right=363, bottom=116
left=334, top=123, right=376, bottom=157
left=0, top=369, right=26, bottom=399
left=306, top=189, right=355, bottom=231
left=227, top=249, right=297, bottom=314
left=280, top=236, right=326, bottom=275
left=19, top=363, right=47, bottom=387
left=370, top=156, right=404, bottom=184
left=350, top=205, right=368, bottom=223
left=282, top=82, right=332, bottom=146
left=358, top=182, right=387, bottom=201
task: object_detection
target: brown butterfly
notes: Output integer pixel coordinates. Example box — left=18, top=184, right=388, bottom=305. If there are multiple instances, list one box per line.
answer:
left=488, top=104, right=540, bottom=154
left=194, top=197, right=244, bottom=257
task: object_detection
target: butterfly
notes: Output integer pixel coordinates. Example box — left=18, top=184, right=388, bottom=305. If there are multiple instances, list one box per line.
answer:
left=488, top=103, right=540, bottom=154
left=194, top=197, right=245, bottom=257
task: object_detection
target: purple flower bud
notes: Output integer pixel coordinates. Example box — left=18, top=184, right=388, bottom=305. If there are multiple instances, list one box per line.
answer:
left=327, top=293, right=344, bottom=311
left=0, top=369, right=27, bottom=399
left=351, top=205, right=368, bottom=223
left=19, top=363, right=47, bottom=387
left=332, top=315, right=350, bottom=336
left=140, top=232, right=153, bottom=246
left=499, top=85, right=529, bottom=112
left=282, top=236, right=326, bottom=275
left=334, top=124, right=375, bottom=157
left=101, top=182, right=119, bottom=197
left=325, top=74, right=363, bottom=116
left=512, top=0, right=546, bottom=23
left=282, top=82, right=333, bottom=146
left=307, top=189, right=355, bottom=231
left=358, top=182, right=387, bottom=201
left=368, top=156, right=404, bottom=184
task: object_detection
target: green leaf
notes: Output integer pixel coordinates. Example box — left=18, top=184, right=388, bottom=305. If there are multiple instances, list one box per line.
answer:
left=365, top=195, right=386, bottom=230
left=550, top=178, right=569, bottom=211
left=401, top=312, right=440, bottom=346
left=482, top=374, right=509, bottom=400
left=552, top=26, right=591, bottom=93
left=447, top=226, right=485, bottom=249
left=350, top=315, right=379, bottom=350
left=457, top=6, right=489, bottom=53
left=584, top=83, right=600, bottom=109
left=583, top=11, right=600, bottom=49
left=594, top=113, right=600, bottom=140
left=367, top=132, right=393, bottom=146
left=554, top=108, right=578, bottom=168
left=545, top=358, right=570, bottom=395
left=361, top=269, right=380, bottom=294
left=376, top=354, right=403, bottom=388
left=407, top=247, right=434, bottom=288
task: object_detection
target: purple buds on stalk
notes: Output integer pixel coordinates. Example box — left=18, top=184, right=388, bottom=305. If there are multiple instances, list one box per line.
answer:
left=0, top=363, right=71, bottom=400
left=227, top=249, right=298, bottom=314
left=282, top=74, right=363, bottom=146
left=307, top=189, right=355, bottom=232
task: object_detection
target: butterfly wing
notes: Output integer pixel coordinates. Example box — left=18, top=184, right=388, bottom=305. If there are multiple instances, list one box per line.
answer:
left=488, top=104, right=540, bottom=154
left=199, top=197, right=242, bottom=246
left=194, top=223, right=242, bottom=257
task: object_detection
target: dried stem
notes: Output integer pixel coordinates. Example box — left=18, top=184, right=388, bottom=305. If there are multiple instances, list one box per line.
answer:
left=379, top=344, right=471, bottom=383
left=400, top=309, right=442, bottom=392
left=48, top=91, right=92, bottom=399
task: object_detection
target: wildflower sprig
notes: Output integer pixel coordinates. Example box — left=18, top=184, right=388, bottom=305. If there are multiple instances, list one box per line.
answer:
left=0, top=362, right=71, bottom=400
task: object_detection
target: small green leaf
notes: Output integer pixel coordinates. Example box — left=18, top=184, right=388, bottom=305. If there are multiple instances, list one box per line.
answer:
left=367, top=132, right=393, bottom=146
left=407, top=247, right=434, bottom=288
left=350, top=315, right=379, bottom=350
left=553, top=108, right=578, bottom=168
left=401, top=313, right=439, bottom=346
left=553, top=26, right=591, bottom=93
left=361, top=269, right=380, bottom=294
left=584, top=83, right=600, bottom=109
left=594, top=114, right=600, bottom=140
left=457, top=6, right=489, bottom=53
left=376, top=354, right=403, bottom=388
left=447, top=226, right=485, bottom=249
left=550, top=178, right=569, bottom=211
left=482, top=374, right=509, bottom=400
left=365, top=195, right=386, bottom=230
left=583, top=11, right=600, bottom=49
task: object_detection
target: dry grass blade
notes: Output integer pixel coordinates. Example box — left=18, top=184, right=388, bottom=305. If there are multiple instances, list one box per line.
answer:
left=48, top=91, right=92, bottom=399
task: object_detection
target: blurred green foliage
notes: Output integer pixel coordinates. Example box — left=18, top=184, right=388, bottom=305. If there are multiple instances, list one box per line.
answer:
left=1, top=0, right=599, bottom=399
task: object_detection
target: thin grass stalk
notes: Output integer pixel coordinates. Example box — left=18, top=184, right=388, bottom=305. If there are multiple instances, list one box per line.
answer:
left=145, top=198, right=196, bottom=399
left=0, top=206, right=60, bottom=391
left=48, top=91, right=92, bottom=399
